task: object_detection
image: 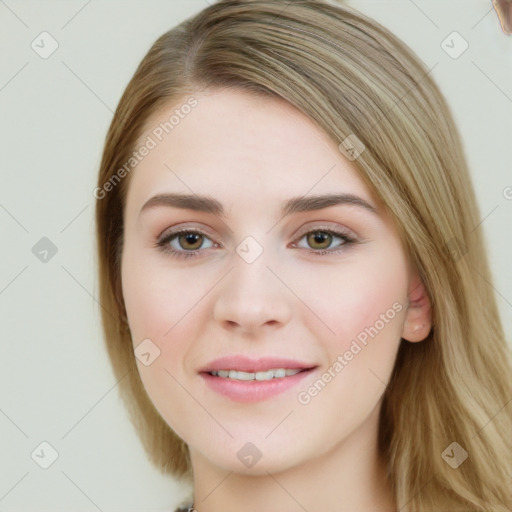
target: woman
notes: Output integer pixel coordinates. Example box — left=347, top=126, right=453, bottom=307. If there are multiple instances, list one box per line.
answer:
left=95, top=1, right=512, bottom=510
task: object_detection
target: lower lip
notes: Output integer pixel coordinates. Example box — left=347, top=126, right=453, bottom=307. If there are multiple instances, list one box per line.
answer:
left=200, top=369, right=315, bottom=403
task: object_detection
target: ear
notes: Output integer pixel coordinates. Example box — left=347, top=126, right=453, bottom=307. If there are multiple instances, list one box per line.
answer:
left=401, top=272, right=432, bottom=342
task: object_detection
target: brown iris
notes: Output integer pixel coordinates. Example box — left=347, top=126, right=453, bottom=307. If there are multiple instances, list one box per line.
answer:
left=178, top=232, right=204, bottom=251
left=306, top=231, right=333, bottom=250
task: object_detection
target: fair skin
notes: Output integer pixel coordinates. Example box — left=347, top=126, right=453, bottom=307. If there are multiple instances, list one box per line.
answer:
left=121, top=88, right=432, bottom=512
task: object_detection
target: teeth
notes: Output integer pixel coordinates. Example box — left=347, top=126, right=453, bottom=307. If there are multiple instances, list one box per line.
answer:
left=211, top=368, right=302, bottom=381
left=256, top=370, right=274, bottom=381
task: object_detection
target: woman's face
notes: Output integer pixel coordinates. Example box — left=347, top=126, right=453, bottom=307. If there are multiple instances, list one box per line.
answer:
left=121, top=88, right=426, bottom=475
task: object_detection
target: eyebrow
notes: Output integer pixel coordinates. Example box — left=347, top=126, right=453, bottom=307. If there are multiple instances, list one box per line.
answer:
left=139, top=192, right=378, bottom=219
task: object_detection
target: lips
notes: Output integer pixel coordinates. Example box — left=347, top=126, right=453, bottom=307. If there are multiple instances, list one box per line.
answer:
left=199, top=355, right=315, bottom=374
left=199, top=356, right=317, bottom=402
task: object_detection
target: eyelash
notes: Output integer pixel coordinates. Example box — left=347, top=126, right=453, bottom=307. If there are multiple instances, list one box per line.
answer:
left=155, top=226, right=357, bottom=260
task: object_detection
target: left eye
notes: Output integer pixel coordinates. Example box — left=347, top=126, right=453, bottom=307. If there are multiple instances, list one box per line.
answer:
left=293, top=229, right=353, bottom=252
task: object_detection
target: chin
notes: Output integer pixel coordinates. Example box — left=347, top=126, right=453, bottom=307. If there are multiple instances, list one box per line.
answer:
left=197, top=437, right=311, bottom=476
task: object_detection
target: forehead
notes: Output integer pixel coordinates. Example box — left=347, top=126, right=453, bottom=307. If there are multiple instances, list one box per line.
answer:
left=126, top=88, right=374, bottom=209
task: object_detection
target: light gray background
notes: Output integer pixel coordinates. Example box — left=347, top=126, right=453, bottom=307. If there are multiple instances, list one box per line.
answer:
left=0, top=1, right=511, bottom=511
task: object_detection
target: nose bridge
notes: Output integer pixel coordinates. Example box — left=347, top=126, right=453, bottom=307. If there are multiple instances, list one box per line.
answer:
left=212, top=235, right=292, bottom=331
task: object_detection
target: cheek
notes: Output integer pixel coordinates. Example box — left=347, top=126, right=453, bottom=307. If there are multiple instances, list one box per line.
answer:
left=121, top=264, right=165, bottom=343
left=304, top=248, right=408, bottom=350
left=121, top=249, right=198, bottom=341
left=296, top=260, right=407, bottom=429
left=121, top=250, right=210, bottom=382
left=121, top=253, right=204, bottom=438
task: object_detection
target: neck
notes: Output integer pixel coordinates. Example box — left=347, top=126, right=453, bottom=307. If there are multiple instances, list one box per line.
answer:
left=187, top=406, right=396, bottom=512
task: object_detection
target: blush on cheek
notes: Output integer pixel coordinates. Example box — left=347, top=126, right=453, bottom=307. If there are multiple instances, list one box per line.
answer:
left=333, top=289, right=405, bottom=356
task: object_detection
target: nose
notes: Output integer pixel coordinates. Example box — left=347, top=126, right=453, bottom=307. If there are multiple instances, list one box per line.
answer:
left=212, top=250, right=293, bottom=335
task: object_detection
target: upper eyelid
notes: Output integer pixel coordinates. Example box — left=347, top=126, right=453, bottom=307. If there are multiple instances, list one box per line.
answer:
left=158, top=223, right=215, bottom=241
left=294, top=223, right=354, bottom=237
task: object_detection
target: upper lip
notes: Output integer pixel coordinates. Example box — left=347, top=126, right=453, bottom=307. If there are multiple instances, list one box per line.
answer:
left=199, top=356, right=316, bottom=373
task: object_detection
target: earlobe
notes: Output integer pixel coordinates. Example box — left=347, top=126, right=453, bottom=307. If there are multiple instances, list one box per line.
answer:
left=401, top=272, right=432, bottom=342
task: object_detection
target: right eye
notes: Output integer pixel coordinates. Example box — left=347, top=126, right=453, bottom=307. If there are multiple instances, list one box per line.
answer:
left=156, top=229, right=217, bottom=260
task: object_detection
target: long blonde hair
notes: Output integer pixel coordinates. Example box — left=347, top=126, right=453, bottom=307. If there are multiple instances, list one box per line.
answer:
left=95, top=1, right=512, bottom=510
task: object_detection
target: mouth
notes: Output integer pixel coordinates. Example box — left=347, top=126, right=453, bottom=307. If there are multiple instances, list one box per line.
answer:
left=199, top=357, right=317, bottom=402
left=207, top=368, right=306, bottom=381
